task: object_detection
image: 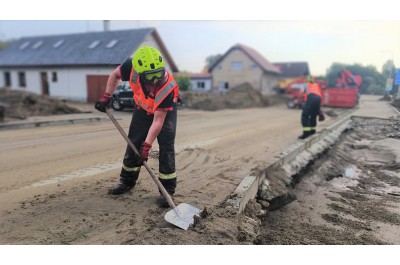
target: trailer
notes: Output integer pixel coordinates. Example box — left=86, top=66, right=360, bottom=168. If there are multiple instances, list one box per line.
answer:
left=285, top=70, right=361, bottom=109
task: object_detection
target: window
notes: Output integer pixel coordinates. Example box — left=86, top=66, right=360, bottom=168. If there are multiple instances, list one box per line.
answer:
left=197, top=81, right=205, bottom=89
left=219, top=82, right=229, bottom=90
left=230, top=61, right=243, bottom=71
left=4, top=72, right=11, bottom=87
left=19, top=42, right=30, bottom=50
left=32, top=41, right=43, bottom=49
left=106, top=39, right=119, bottom=48
left=52, top=72, right=58, bottom=82
left=88, top=40, right=101, bottom=49
left=53, top=40, right=64, bottom=48
left=18, top=72, right=26, bottom=87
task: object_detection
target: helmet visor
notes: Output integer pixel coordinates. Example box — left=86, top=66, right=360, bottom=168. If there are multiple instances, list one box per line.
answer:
left=141, top=68, right=165, bottom=83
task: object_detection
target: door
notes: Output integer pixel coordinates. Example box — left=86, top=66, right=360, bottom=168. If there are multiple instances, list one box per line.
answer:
left=86, top=75, right=109, bottom=103
left=40, top=72, right=49, bottom=95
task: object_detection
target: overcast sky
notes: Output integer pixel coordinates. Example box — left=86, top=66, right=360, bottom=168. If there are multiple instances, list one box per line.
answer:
left=1, top=1, right=399, bottom=76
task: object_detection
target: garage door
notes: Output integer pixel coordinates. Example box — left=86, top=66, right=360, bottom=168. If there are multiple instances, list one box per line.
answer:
left=86, top=75, right=109, bottom=103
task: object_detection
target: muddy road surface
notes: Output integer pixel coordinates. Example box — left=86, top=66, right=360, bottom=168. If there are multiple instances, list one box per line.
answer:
left=0, top=95, right=398, bottom=245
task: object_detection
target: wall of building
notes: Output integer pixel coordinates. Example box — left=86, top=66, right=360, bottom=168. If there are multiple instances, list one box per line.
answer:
left=211, top=49, right=263, bottom=91
left=261, top=73, right=280, bottom=95
left=0, top=72, right=4, bottom=88
left=190, top=78, right=212, bottom=92
left=1, top=67, right=114, bottom=101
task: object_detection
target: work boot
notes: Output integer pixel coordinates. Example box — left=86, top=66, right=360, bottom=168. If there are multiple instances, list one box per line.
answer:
left=108, top=182, right=134, bottom=195
left=158, top=193, right=173, bottom=208
left=298, top=131, right=311, bottom=140
left=309, top=129, right=316, bottom=136
left=108, top=169, right=139, bottom=195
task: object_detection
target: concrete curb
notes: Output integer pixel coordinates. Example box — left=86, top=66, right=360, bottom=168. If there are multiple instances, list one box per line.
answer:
left=226, top=112, right=353, bottom=214
left=0, top=117, right=107, bottom=130
left=390, top=103, right=400, bottom=116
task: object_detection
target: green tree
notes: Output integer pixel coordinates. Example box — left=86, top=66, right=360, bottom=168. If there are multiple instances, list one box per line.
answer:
left=0, top=40, right=10, bottom=51
left=326, top=62, right=386, bottom=95
left=382, top=59, right=396, bottom=79
left=205, top=54, right=223, bottom=70
left=175, top=73, right=191, bottom=92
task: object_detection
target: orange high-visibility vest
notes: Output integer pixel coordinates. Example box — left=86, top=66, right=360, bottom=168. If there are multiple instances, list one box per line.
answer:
left=304, top=82, right=322, bottom=101
left=129, top=69, right=179, bottom=115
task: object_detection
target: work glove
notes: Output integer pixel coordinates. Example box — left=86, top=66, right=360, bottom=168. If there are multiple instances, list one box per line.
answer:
left=95, top=92, right=111, bottom=113
left=318, top=110, right=325, bottom=122
left=139, top=141, right=152, bottom=164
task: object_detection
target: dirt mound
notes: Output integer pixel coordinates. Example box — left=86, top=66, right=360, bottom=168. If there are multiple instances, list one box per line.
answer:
left=182, top=83, right=271, bottom=111
left=0, top=88, right=83, bottom=121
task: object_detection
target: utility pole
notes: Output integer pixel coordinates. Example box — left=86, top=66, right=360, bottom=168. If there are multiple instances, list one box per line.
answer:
left=381, top=50, right=394, bottom=96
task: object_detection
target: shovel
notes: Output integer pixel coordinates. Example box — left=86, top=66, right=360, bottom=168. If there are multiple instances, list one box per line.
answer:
left=105, top=108, right=202, bottom=230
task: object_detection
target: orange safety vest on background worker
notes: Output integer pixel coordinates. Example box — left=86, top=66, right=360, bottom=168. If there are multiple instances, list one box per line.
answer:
left=129, top=69, right=179, bottom=115
left=298, top=80, right=324, bottom=140
left=304, top=82, right=322, bottom=101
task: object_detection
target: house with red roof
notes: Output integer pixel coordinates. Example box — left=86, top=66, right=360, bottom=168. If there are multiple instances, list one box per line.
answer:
left=208, top=43, right=280, bottom=95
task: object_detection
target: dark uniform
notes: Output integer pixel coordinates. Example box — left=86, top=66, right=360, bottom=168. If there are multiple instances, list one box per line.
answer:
left=111, top=59, right=178, bottom=200
left=299, top=81, right=322, bottom=139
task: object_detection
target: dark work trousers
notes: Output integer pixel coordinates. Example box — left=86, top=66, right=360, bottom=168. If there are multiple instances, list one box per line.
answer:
left=119, top=104, right=177, bottom=194
left=301, top=93, right=321, bottom=131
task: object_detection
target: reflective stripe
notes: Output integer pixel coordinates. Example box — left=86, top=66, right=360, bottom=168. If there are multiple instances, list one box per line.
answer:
left=122, top=164, right=140, bottom=172
left=310, top=127, right=316, bottom=130
left=159, top=172, right=177, bottom=180
left=131, top=70, right=139, bottom=84
left=155, top=81, right=176, bottom=104
left=303, top=127, right=312, bottom=131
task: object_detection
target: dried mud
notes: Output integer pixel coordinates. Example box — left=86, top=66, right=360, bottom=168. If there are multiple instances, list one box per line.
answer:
left=258, top=116, right=400, bottom=244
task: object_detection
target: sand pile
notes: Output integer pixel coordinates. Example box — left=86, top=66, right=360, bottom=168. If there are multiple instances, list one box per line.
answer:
left=0, top=88, right=83, bottom=121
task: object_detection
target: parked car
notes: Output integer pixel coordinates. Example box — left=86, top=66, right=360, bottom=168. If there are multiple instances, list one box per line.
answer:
left=111, top=81, right=184, bottom=111
left=111, top=81, right=135, bottom=111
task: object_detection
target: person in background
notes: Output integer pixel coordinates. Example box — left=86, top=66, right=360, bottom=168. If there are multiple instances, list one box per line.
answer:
left=95, top=46, right=179, bottom=208
left=298, top=76, right=325, bottom=140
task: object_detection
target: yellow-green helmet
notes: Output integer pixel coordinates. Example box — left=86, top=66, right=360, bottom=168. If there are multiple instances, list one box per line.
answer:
left=132, top=46, right=165, bottom=74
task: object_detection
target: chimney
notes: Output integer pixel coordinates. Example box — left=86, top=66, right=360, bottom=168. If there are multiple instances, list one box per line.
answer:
left=103, top=20, right=110, bottom=32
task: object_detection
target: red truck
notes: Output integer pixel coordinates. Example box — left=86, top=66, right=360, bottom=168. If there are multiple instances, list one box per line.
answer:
left=285, top=70, right=361, bottom=109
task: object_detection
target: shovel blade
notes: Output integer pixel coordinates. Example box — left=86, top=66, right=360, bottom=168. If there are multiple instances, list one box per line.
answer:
left=164, top=203, right=202, bottom=230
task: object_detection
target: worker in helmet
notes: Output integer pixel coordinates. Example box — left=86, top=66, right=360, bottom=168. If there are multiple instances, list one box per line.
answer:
left=298, top=76, right=325, bottom=140
left=95, top=46, right=179, bottom=208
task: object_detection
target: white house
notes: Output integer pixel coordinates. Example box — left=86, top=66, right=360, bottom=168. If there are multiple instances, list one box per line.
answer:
left=0, top=28, right=178, bottom=102
left=189, top=73, right=212, bottom=92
